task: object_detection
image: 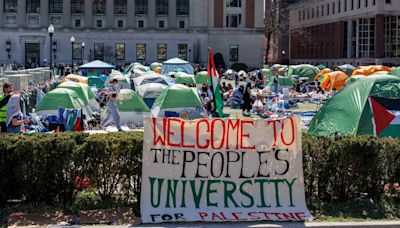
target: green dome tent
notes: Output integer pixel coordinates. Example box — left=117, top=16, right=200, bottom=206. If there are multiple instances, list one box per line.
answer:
left=150, top=62, right=162, bottom=71
left=175, top=72, right=196, bottom=86
left=57, top=81, right=100, bottom=113
left=88, top=76, right=105, bottom=89
left=36, top=88, right=85, bottom=115
left=116, top=90, right=151, bottom=126
left=390, top=67, right=400, bottom=77
left=308, top=74, right=400, bottom=138
left=266, top=76, right=294, bottom=87
left=287, top=64, right=319, bottom=80
left=336, top=64, right=356, bottom=76
left=195, top=71, right=208, bottom=84
left=151, top=84, right=205, bottom=118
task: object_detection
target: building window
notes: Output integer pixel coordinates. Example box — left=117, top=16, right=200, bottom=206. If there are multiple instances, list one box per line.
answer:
left=298, top=11, right=301, bottom=21
left=384, top=16, right=400, bottom=58
left=75, top=19, right=81, bottom=27
left=226, top=14, right=242, bottom=28
left=357, top=18, right=375, bottom=58
left=115, top=43, right=125, bottom=60
left=229, top=45, right=239, bottom=62
left=338, top=0, right=341, bottom=13
left=226, top=0, right=241, bottom=7
left=49, top=0, right=63, bottom=13
left=332, top=2, right=335, bottom=14
left=114, top=0, right=127, bottom=14
left=365, top=0, right=368, bottom=7
left=117, top=20, right=124, bottom=28
left=179, top=20, right=185, bottom=28
left=136, top=43, right=146, bottom=60
left=177, top=0, right=189, bottom=15
left=321, top=5, right=324, bottom=16
left=27, top=0, right=40, bottom=13
left=178, top=44, right=188, bottom=60
left=156, top=0, right=168, bottom=15
left=73, top=43, right=83, bottom=60
left=373, top=0, right=376, bottom=5
left=307, top=9, right=309, bottom=19
left=96, top=20, right=103, bottom=28
left=71, top=0, right=84, bottom=14
left=316, top=7, right=319, bottom=17
left=158, top=20, right=165, bottom=28
left=135, top=0, right=148, bottom=15
left=138, top=20, right=144, bottom=28
left=351, top=0, right=354, bottom=10
left=345, top=0, right=347, bottom=11
left=157, top=44, right=167, bottom=61
left=4, top=0, right=18, bottom=13
left=94, top=43, right=104, bottom=60
left=385, top=0, right=391, bottom=4
left=93, top=0, right=106, bottom=14
left=358, top=0, right=361, bottom=8
left=311, top=8, right=314, bottom=18
left=327, top=3, right=330, bottom=15
left=302, top=10, right=305, bottom=20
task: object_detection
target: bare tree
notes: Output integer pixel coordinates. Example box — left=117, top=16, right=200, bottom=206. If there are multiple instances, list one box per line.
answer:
left=265, top=0, right=288, bottom=65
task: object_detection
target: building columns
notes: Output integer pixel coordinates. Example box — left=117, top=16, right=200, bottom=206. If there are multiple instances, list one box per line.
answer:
left=0, top=0, right=4, bottom=27
left=18, top=0, right=26, bottom=27
left=168, top=0, right=177, bottom=29
left=148, top=0, right=156, bottom=28
left=40, top=0, right=49, bottom=27
left=127, top=0, right=135, bottom=28
left=106, top=0, right=114, bottom=28
left=63, top=0, right=71, bottom=27
left=375, top=14, right=384, bottom=59
left=347, top=20, right=352, bottom=59
left=84, top=0, right=93, bottom=28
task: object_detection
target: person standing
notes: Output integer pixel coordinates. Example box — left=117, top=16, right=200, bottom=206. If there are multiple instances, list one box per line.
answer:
left=102, top=79, right=122, bottom=131
left=0, top=83, right=13, bottom=132
left=242, top=82, right=252, bottom=115
left=6, top=95, right=31, bottom=133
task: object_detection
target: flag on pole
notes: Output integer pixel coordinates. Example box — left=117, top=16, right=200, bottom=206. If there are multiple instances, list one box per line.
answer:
left=207, top=48, right=224, bottom=117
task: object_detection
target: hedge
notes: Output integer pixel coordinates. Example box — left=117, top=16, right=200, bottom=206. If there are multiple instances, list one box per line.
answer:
left=0, top=133, right=399, bottom=217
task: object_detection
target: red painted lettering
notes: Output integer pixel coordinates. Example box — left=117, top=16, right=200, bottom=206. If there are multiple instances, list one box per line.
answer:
left=198, top=212, right=208, bottom=220
left=211, top=119, right=226, bottom=149
left=196, top=119, right=210, bottom=149
left=281, top=117, right=295, bottom=146
left=153, top=118, right=166, bottom=146
left=181, top=119, right=195, bottom=148
left=240, top=120, right=256, bottom=149
left=226, top=119, right=240, bottom=149
left=247, top=212, right=261, bottom=220
left=167, top=118, right=181, bottom=147
left=231, top=212, right=248, bottom=221
left=268, top=120, right=281, bottom=147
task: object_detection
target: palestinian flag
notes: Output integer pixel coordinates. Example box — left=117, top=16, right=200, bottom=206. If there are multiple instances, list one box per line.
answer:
left=207, top=48, right=224, bottom=117
left=369, top=96, right=400, bottom=137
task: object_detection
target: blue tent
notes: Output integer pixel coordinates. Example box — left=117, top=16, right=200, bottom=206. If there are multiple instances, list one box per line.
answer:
left=79, top=60, right=115, bottom=69
left=161, top=58, right=194, bottom=75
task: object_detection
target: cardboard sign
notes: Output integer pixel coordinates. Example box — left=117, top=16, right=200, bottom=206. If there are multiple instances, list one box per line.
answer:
left=141, top=117, right=313, bottom=223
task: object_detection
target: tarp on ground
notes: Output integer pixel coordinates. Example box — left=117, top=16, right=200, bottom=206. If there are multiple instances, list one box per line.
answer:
left=308, top=74, right=400, bottom=138
left=175, top=72, right=196, bottom=86
left=79, top=60, right=115, bottom=69
left=195, top=71, right=208, bottom=84
left=287, top=64, right=319, bottom=80
left=161, top=57, right=194, bottom=75
left=320, top=71, right=349, bottom=92
left=36, top=88, right=85, bottom=115
left=151, top=84, right=205, bottom=118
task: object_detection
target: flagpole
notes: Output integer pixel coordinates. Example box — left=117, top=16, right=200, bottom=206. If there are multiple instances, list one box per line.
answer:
left=208, top=47, right=219, bottom=117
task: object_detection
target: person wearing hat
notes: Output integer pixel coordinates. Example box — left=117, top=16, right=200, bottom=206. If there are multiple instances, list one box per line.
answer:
left=102, top=78, right=122, bottom=131
left=0, top=83, right=14, bottom=132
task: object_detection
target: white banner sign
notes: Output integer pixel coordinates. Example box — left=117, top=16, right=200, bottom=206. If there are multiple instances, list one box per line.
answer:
left=141, top=117, right=313, bottom=223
